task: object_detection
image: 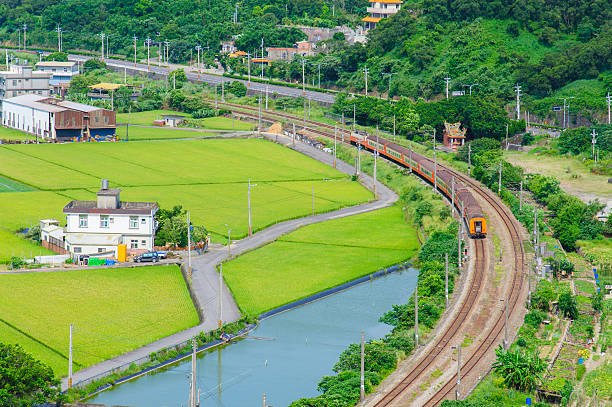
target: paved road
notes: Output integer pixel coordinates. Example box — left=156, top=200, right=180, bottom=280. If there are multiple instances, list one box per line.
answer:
left=62, top=132, right=397, bottom=390
left=64, top=53, right=336, bottom=105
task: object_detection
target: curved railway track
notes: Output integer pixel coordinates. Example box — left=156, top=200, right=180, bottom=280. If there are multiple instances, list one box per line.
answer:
left=221, top=101, right=527, bottom=406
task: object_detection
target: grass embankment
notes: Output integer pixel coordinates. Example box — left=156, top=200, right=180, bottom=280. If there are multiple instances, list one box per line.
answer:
left=0, top=265, right=197, bottom=376
left=0, top=139, right=371, bottom=260
left=0, top=126, right=31, bottom=141
left=116, top=110, right=190, bottom=125
left=224, top=206, right=419, bottom=316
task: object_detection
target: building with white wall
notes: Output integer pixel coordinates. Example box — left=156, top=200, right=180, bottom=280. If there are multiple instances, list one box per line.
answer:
left=35, top=61, right=79, bottom=93
left=1, top=94, right=116, bottom=140
left=0, top=65, right=51, bottom=100
left=362, top=0, right=403, bottom=30
left=62, top=181, right=159, bottom=257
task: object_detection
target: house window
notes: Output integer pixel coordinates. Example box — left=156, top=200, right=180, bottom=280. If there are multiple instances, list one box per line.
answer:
left=141, top=240, right=146, bottom=246
left=98, top=248, right=105, bottom=253
left=100, top=215, right=109, bottom=228
left=79, top=214, right=88, bottom=228
left=141, top=218, right=146, bottom=224
left=130, top=216, right=139, bottom=229
left=74, top=247, right=82, bottom=253
left=130, top=239, right=138, bottom=249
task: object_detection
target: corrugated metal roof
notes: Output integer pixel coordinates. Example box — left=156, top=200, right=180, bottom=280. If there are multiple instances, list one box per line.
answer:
left=2, top=94, right=67, bottom=113
left=57, top=100, right=101, bottom=112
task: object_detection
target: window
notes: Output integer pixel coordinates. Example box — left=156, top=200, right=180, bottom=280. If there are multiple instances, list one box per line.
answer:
left=141, top=218, right=146, bottom=224
left=130, top=216, right=139, bottom=229
left=98, top=248, right=105, bottom=253
left=79, top=214, right=88, bottom=228
left=141, top=240, right=146, bottom=245
left=74, top=247, right=82, bottom=253
left=100, top=215, right=109, bottom=228
left=130, top=239, right=138, bottom=249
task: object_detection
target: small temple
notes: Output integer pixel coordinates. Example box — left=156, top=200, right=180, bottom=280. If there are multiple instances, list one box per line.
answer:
left=443, top=121, right=467, bottom=151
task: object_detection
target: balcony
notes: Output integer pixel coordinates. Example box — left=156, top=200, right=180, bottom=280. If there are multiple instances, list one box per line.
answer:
left=367, top=6, right=400, bottom=15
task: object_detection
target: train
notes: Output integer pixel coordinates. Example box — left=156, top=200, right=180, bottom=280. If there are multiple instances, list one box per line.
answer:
left=349, top=132, right=487, bottom=238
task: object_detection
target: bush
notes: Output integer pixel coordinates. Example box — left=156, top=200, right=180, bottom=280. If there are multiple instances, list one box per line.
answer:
left=522, top=133, right=534, bottom=145
left=524, top=310, right=546, bottom=328
left=192, top=108, right=216, bottom=119
left=83, top=58, right=106, bottom=70
left=228, top=81, right=247, bottom=97
left=558, top=292, right=579, bottom=319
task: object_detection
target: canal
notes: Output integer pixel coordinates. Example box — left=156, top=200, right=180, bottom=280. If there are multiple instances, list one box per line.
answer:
left=90, top=268, right=418, bottom=407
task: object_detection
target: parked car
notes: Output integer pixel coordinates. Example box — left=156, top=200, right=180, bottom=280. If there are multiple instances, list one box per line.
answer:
left=133, top=252, right=159, bottom=263
left=154, top=251, right=167, bottom=259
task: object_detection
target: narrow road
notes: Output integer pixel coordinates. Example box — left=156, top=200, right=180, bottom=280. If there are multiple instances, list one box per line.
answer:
left=62, top=131, right=397, bottom=390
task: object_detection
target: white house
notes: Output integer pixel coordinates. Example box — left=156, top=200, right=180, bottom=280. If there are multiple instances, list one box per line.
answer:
left=1, top=94, right=64, bottom=139
left=62, top=180, right=159, bottom=257
left=35, top=61, right=79, bottom=93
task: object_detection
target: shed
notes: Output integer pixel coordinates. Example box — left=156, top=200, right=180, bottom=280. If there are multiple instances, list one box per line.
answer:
left=161, top=114, right=187, bottom=127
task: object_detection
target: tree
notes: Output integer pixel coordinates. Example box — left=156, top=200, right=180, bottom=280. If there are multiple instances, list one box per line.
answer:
left=168, top=69, right=187, bottom=88
left=44, top=52, right=68, bottom=62
left=83, top=58, right=106, bottom=71
left=492, top=346, right=547, bottom=392
left=558, top=292, right=578, bottom=319
left=228, top=81, right=247, bottom=97
left=0, top=343, right=64, bottom=407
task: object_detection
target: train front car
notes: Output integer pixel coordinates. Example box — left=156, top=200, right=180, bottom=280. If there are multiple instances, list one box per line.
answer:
left=457, top=189, right=487, bottom=238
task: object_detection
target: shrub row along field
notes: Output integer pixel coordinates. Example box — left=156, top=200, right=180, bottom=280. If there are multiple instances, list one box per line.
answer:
left=223, top=206, right=419, bottom=316
left=0, top=139, right=371, bottom=260
left=0, top=265, right=198, bottom=376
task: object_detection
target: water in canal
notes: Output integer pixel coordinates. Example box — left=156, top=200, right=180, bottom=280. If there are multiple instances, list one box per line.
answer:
left=90, top=269, right=418, bottom=407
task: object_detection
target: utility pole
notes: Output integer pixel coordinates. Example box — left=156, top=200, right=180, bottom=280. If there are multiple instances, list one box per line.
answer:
left=445, top=253, right=449, bottom=309
left=263, top=393, right=267, bottom=407
left=68, top=324, right=73, bottom=388
left=23, top=23, right=27, bottom=51
left=353, top=103, right=356, bottom=131
left=227, top=226, right=231, bottom=258
left=505, top=123, right=509, bottom=151
left=56, top=26, right=62, bottom=52
left=145, top=37, right=151, bottom=71
left=467, top=144, right=471, bottom=177
left=341, top=112, right=345, bottom=142
left=444, top=75, right=451, bottom=99
left=414, top=285, right=419, bottom=347
left=260, top=37, right=264, bottom=80
left=248, top=178, right=258, bottom=236
left=363, top=66, right=369, bottom=96
left=451, top=176, right=455, bottom=215
left=373, top=127, right=378, bottom=195
left=433, top=129, right=437, bottom=192
left=498, top=161, right=502, bottom=195
left=519, top=180, right=523, bottom=211
left=258, top=96, right=262, bottom=133
left=591, top=129, right=597, bottom=161
left=382, top=72, right=397, bottom=99
left=393, top=114, right=396, bottom=142
left=409, top=141, right=413, bottom=173
left=100, top=32, right=105, bottom=61
left=190, top=339, right=197, bottom=407
left=360, top=331, right=365, bottom=402
left=606, top=92, right=611, bottom=124
left=247, top=52, right=251, bottom=87
left=133, top=35, right=138, bottom=67
left=301, top=58, right=306, bottom=96
left=218, top=264, right=223, bottom=328
left=504, top=298, right=509, bottom=350
left=456, top=345, right=461, bottom=400
left=265, top=85, right=268, bottom=109
left=514, top=83, right=521, bottom=121
left=221, top=79, right=225, bottom=102
left=458, top=222, right=462, bottom=269
left=333, top=125, right=337, bottom=169
left=187, top=211, right=192, bottom=279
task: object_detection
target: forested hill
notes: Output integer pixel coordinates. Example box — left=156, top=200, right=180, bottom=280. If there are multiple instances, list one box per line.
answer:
left=352, top=0, right=612, bottom=99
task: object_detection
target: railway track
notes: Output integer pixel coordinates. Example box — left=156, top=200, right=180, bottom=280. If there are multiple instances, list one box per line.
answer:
left=221, top=102, right=527, bottom=406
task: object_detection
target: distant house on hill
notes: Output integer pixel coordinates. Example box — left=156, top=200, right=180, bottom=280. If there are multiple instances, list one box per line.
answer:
left=362, top=0, right=403, bottom=30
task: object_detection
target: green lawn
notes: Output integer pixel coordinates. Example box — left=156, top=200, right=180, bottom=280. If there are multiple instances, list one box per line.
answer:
left=0, top=139, right=371, bottom=241
left=117, top=110, right=190, bottom=125
left=116, top=110, right=252, bottom=131
left=223, top=206, right=419, bottom=316
left=0, top=126, right=30, bottom=141
left=0, top=265, right=198, bottom=376
left=0, top=228, right=55, bottom=262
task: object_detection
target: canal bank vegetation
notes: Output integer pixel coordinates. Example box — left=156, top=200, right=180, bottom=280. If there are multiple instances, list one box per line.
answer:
left=289, top=144, right=462, bottom=406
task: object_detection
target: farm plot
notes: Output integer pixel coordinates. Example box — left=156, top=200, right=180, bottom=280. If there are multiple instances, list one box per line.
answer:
left=223, top=206, right=419, bottom=316
left=0, top=228, right=55, bottom=262
left=0, top=139, right=371, bottom=243
left=0, top=265, right=198, bottom=376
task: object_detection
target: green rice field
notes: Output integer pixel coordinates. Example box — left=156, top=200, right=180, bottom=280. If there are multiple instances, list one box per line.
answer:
left=116, top=110, right=191, bottom=125
left=0, top=139, right=371, bottom=260
left=0, top=265, right=198, bottom=376
left=223, top=206, right=419, bottom=316
left=0, top=126, right=30, bottom=141
left=116, top=109, right=252, bottom=133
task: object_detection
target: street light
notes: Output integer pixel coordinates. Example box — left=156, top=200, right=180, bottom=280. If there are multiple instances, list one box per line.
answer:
left=382, top=72, right=397, bottom=100
left=500, top=298, right=508, bottom=349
